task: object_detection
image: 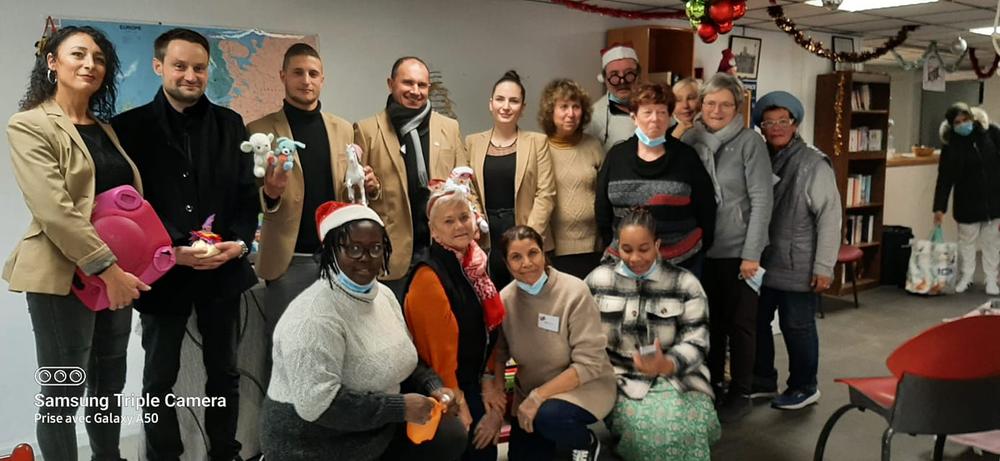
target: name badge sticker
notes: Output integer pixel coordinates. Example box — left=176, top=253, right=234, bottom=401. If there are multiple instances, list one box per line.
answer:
left=537, top=313, right=560, bottom=333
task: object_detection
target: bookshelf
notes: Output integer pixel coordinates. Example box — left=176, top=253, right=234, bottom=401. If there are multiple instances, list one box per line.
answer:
left=815, top=71, right=891, bottom=295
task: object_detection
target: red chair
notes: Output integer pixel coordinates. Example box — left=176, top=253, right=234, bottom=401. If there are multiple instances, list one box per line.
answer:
left=819, top=245, right=863, bottom=319
left=0, top=444, right=34, bottom=461
left=813, top=316, right=1000, bottom=461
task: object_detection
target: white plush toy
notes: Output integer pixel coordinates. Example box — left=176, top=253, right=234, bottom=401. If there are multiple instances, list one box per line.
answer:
left=344, top=144, right=367, bottom=206
left=240, top=132, right=275, bottom=178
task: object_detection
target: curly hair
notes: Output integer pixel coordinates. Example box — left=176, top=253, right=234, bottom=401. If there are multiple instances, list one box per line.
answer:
left=537, top=79, right=592, bottom=137
left=19, top=26, right=120, bottom=121
left=629, top=82, right=676, bottom=114
left=318, top=220, right=393, bottom=286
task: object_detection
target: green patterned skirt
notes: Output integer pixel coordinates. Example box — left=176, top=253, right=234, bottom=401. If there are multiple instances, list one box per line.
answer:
left=607, top=381, right=721, bottom=461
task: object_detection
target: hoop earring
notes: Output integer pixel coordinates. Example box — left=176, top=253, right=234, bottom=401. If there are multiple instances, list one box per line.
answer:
left=47, top=69, right=56, bottom=84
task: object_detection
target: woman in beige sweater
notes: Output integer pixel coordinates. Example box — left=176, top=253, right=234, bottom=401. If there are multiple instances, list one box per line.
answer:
left=484, top=225, right=615, bottom=461
left=538, top=79, right=606, bottom=280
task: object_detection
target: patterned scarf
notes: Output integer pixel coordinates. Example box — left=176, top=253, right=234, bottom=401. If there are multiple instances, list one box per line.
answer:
left=434, top=236, right=505, bottom=330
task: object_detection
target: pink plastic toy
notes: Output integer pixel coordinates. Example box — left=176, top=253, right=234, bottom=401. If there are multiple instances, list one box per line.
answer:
left=72, top=185, right=176, bottom=311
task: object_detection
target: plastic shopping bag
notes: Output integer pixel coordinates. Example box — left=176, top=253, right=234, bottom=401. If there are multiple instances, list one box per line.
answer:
left=905, top=226, right=958, bottom=295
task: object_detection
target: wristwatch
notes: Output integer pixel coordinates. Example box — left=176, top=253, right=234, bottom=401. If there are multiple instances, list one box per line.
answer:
left=236, top=240, right=249, bottom=259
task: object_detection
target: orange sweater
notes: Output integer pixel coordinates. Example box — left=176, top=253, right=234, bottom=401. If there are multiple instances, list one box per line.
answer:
left=404, top=266, right=461, bottom=389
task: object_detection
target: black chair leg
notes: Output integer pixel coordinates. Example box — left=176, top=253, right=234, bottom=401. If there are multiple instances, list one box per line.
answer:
left=881, top=427, right=895, bottom=461
left=817, top=293, right=825, bottom=319
left=932, top=434, right=946, bottom=461
left=849, top=262, right=859, bottom=308
left=814, top=404, right=862, bottom=461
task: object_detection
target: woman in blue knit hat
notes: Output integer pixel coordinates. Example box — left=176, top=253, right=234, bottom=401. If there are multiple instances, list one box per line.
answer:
left=750, top=91, right=842, bottom=411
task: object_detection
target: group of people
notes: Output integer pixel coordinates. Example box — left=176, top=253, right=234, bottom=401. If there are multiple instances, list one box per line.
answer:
left=6, top=24, right=845, bottom=461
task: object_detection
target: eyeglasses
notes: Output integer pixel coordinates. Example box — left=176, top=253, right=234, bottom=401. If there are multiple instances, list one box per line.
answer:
left=761, top=119, right=794, bottom=130
left=607, top=71, right=638, bottom=86
left=338, top=243, right=385, bottom=260
left=703, top=101, right=736, bottom=111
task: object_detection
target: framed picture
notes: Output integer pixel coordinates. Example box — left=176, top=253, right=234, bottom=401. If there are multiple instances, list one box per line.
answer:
left=832, top=35, right=855, bottom=54
left=729, top=35, right=762, bottom=81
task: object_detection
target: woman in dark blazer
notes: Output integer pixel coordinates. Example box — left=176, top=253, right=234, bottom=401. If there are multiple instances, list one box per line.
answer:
left=4, top=26, right=146, bottom=461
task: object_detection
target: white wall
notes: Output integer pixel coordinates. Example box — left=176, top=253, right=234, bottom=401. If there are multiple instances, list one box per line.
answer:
left=0, top=0, right=838, bottom=453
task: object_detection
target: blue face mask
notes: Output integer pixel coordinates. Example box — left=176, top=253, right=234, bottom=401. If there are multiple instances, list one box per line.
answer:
left=618, top=260, right=659, bottom=281
left=517, top=272, right=549, bottom=296
left=335, top=259, right=375, bottom=294
left=635, top=127, right=666, bottom=148
left=954, top=121, right=974, bottom=137
left=609, top=93, right=628, bottom=106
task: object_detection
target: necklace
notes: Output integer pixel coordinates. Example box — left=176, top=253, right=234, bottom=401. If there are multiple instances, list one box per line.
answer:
left=489, top=137, right=517, bottom=148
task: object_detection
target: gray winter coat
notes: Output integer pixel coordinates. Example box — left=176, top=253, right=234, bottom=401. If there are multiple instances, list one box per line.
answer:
left=760, top=136, right=842, bottom=292
left=682, top=114, right=773, bottom=261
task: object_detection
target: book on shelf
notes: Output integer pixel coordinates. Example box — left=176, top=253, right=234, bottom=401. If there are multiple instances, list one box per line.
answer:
left=844, top=214, right=878, bottom=245
left=850, top=84, right=872, bottom=111
left=848, top=127, right=883, bottom=152
left=845, top=174, right=873, bottom=206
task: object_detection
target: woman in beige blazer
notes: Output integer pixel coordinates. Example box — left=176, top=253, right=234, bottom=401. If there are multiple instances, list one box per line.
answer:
left=4, top=27, right=147, bottom=461
left=466, top=70, right=555, bottom=289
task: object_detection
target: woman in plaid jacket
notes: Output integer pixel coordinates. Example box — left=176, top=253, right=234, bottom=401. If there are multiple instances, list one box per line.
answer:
left=584, top=208, right=720, bottom=461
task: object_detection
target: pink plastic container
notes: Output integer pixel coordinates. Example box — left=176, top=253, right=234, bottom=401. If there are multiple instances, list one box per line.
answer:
left=72, top=185, right=176, bottom=311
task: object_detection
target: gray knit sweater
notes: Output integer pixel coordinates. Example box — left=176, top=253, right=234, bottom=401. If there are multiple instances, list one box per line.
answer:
left=682, top=114, right=774, bottom=261
left=261, top=278, right=443, bottom=461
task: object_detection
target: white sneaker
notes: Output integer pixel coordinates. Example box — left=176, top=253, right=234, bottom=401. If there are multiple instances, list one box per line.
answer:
left=956, top=278, right=972, bottom=293
left=987, top=282, right=999, bottom=296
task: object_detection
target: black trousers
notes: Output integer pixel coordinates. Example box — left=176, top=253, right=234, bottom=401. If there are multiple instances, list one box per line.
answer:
left=703, top=257, right=759, bottom=397
left=140, top=295, right=242, bottom=461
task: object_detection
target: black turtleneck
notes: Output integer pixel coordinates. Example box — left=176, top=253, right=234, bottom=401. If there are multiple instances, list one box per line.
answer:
left=283, top=100, right=334, bottom=254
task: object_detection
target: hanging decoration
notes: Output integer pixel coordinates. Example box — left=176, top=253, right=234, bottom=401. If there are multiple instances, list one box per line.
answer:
left=767, top=1, right=917, bottom=63
left=969, top=48, right=1000, bottom=79
left=833, top=73, right=846, bottom=157
left=686, top=0, right=748, bottom=44
left=890, top=41, right=968, bottom=73
left=34, top=16, right=58, bottom=57
left=549, top=0, right=687, bottom=19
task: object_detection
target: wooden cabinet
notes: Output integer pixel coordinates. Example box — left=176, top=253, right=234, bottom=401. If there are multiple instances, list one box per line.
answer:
left=815, top=71, right=891, bottom=295
left=606, top=26, right=695, bottom=82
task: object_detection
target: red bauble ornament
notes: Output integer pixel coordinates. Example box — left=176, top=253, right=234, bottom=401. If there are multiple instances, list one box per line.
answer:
left=733, top=0, right=747, bottom=19
left=718, top=20, right=734, bottom=34
left=708, top=0, right=734, bottom=24
left=698, top=22, right=720, bottom=43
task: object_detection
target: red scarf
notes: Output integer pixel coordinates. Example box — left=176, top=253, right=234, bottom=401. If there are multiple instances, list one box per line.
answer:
left=436, top=237, right=505, bottom=330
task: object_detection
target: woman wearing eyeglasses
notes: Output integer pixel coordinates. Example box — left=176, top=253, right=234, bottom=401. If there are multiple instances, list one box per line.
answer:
left=403, top=174, right=507, bottom=460
left=681, top=73, right=774, bottom=423
left=595, top=82, right=716, bottom=277
left=262, top=201, right=466, bottom=461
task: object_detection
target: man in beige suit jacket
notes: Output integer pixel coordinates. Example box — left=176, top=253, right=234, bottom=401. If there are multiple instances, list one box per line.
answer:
left=354, top=56, right=470, bottom=297
left=248, top=43, right=364, bottom=342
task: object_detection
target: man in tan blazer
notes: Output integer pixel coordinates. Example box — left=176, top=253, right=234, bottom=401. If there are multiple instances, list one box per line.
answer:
left=354, top=56, right=470, bottom=296
left=248, top=43, right=365, bottom=341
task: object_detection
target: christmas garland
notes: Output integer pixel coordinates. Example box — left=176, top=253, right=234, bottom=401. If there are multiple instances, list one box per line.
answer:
left=767, top=2, right=917, bottom=63
left=549, top=0, right=686, bottom=20
left=969, top=48, right=1000, bottom=79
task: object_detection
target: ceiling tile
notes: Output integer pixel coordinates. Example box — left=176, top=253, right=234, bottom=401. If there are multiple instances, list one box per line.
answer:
left=865, top=2, right=972, bottom=18
left=831, top=19, right=913, bottom=33
left=794, top=11, right=877, bottom=26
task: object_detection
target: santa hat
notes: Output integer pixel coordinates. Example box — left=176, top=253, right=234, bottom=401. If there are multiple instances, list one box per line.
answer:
left=315, top=201, right=384, bottom=241
left=597, top=43, right=639, bottom=83
left=718, top=49, right=737, bottom=74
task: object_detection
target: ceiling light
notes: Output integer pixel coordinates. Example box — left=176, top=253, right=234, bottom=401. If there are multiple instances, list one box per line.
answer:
left=969, top=26, right=999, bottom=36
left=804, top=0, right=937, bottom=12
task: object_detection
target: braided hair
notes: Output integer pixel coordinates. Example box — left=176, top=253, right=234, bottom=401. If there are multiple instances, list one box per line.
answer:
left=616, top=206, right=657, bottom=241
left=318, top=220, right=393, bottom=289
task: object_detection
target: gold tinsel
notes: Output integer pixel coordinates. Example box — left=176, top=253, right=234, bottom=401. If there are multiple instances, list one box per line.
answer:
left=834, top=72, right=845, bottom=157
left=767, top=3, right=917, bottom=63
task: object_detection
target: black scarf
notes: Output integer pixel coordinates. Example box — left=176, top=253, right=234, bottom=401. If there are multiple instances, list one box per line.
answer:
left=386, top=95, right=431, bottom=183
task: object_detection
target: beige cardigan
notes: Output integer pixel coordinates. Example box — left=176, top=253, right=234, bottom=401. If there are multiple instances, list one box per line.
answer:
left=497, top=267, right=616, bottom=419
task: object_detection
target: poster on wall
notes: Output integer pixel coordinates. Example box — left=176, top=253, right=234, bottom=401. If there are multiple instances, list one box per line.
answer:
left=729, top=35, right=761, bottom=81
left=57, top=18, right=319, bottom=122
left=922, top=53, right=946, bottom=93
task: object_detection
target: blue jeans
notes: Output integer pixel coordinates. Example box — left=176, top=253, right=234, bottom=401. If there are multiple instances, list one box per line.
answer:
left=508, top=398, right=596, bottom=461
left=27, top=292, right=132, bottom=461
left=753, top=287, right=819, bottom=391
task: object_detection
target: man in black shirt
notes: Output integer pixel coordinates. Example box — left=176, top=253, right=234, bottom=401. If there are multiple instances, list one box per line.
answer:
left=112, top=28, right=257, bottom=461
left=246, top=43, right=366, bottom=363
